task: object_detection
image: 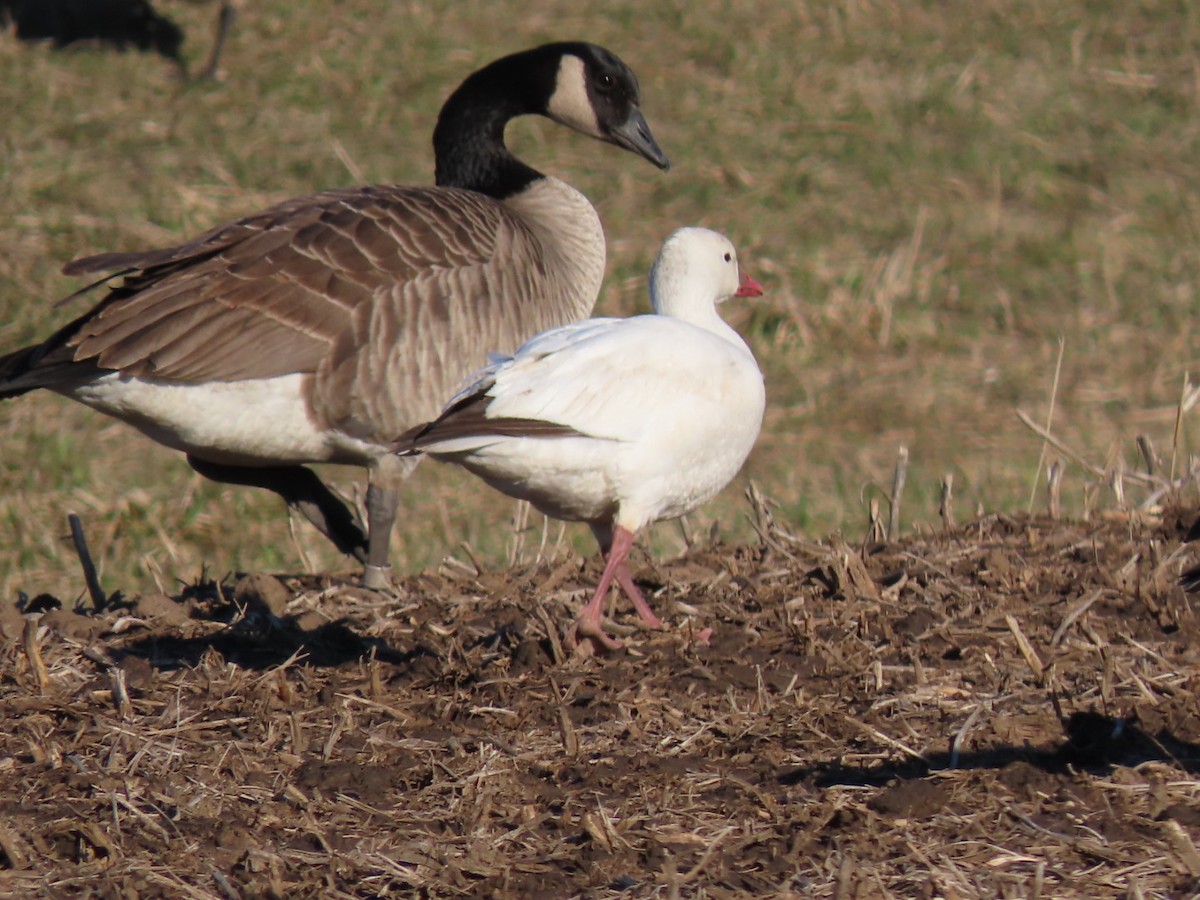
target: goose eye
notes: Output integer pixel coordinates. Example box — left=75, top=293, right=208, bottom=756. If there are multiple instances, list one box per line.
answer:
left=597, top=72, right=615, bottom=91
left=723, top=252, right=732, bottom=262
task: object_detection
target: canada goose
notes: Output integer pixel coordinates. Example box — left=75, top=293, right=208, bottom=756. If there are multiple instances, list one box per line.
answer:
left=0, top=42, right=670, bottom=589
left=395, top=228, right=764, bottom=652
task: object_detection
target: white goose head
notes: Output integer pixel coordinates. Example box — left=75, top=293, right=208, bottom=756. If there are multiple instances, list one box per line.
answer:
left=648, top=227, right=763, bottom=338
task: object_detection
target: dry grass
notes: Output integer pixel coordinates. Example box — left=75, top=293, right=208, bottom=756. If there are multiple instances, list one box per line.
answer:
left=2, top=2, right=1200, bottom=602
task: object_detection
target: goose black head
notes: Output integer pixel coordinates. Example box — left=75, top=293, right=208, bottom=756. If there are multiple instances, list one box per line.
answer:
left=542, top=42, right=670, bottom=170
left=433, top=42, right=670, bottom=194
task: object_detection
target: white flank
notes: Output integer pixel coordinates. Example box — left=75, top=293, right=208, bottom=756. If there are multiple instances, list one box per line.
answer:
left=68, top=373, right=382, bottom=466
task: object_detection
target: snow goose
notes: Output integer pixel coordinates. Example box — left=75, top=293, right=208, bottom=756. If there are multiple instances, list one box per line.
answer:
left=0, top=42, right=669, bottom=589
left=395, top=227, right=765, bottom=651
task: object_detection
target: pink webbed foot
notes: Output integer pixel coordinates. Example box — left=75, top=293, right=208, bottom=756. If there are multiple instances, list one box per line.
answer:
left=615, top=562, right=663, bottom=629
left=566, top=612, right=624, bottom=656
left=565, top=524, right=663, bottom=655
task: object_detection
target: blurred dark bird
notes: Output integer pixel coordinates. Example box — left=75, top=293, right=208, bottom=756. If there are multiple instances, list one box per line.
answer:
left=0, top=0, right=238, bottom=80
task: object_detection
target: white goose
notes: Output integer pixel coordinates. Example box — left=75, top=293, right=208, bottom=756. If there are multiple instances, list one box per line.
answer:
left=396, top=227, right=765, bottom=651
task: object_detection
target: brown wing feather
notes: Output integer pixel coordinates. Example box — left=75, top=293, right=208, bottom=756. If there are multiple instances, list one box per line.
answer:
left=61, top=188, right=436, bottom=381
left=21, top=181, right=598, bottom=443
left=61, top=190, right=344, bottom=277
left=47, top=186, right=545, bottom=397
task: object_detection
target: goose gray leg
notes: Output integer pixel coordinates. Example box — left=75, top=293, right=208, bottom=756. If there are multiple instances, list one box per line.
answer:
left=360, top=456, right=418, bottom=590
left=185, top=455, right=369, bottom=563
left=362, top=482, right=396, bottom=590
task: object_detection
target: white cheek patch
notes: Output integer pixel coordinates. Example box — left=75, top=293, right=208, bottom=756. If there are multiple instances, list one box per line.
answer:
left=547, top=55, right=603, bottom=138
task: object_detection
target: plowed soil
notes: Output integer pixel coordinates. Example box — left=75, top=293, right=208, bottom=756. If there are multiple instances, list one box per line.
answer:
left=1, top=510, right=1199, bottom=898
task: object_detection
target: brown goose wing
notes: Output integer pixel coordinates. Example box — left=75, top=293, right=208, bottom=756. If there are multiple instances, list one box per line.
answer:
left=309, top=223, right=556, bottom=442
left=50, top=186, right=561, bottom=438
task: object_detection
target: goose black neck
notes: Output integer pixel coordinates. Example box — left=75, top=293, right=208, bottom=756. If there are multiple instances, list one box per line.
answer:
left=433, top=47, right=563, bottom=198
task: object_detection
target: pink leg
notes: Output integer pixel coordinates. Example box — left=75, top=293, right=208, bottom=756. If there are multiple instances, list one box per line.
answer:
left=569, top=525, right=663, bottom=652
left=570, top=534, right=629, bottom=652
left=614, top=560, right=663, bottom=628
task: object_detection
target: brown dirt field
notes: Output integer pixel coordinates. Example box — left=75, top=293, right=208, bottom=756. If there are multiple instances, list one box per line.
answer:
left=1, top=510, right=1199, bottom=899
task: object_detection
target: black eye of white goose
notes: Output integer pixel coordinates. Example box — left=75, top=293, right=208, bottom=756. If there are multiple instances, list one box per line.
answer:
left=0, top=42, right=668, bottom=591
left=724, top=252, right=732, bottom=262
left=394, top=226, right=765, bottom=653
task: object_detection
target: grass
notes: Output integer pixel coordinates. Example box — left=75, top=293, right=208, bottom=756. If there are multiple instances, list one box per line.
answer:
left=2, top=0, right=1200, bottom=599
